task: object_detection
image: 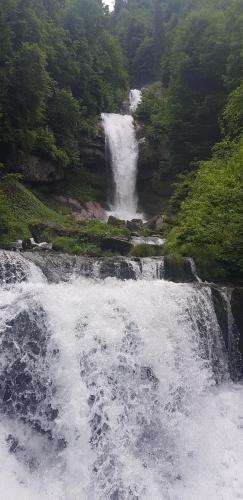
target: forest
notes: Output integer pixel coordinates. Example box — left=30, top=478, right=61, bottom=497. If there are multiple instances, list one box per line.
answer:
left=0, top=0, right=242, bottom=282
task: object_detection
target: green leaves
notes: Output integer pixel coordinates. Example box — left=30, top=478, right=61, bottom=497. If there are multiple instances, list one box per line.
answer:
left=166, top=138, right=243, bottom=281
left=0, top=0, right=128, bottom=165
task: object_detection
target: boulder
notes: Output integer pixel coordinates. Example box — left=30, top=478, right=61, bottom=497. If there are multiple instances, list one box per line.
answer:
left=126, top=219, right=144, bottom=233
left=164, top=257, right=196, bottom=283
left=99, top=258, right=137, bottom=280
left=21, top=238, right=52, bottom=251
left=108, top=216, right=126, bottom=228
left=146, top=215, right=164, bottom=233
left=100, top=238, right=132, bottom=256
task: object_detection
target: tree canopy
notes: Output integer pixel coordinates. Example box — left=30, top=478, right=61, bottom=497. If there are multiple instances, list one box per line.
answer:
left=0, top=0, right=128, bottom=167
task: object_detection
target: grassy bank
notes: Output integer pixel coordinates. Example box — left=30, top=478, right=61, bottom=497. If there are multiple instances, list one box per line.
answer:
left=0, top=177, right=130, bottom=255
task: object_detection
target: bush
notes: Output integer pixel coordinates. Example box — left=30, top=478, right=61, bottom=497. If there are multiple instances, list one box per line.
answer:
left=130, top=243, right=163, bottom=257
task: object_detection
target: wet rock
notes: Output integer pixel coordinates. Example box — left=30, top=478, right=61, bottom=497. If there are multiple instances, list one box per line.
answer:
left=164, top=257, right=196, bottom=283
left=0, top=307, right=59, bottom=437
left=231, top=288, right=243, bottom=361
left=21, top=238, right=53, bottom=251
left=100, top=238, right=133, bottom=256
left=0, top=252, right=28, bottom=285
left=99, top=258, right=136, bottom=280
left=11, top=240, right=23, bottom=251
left=22, top=239, right=32, bottom=250
left=211, top=288, right=229, bottom=349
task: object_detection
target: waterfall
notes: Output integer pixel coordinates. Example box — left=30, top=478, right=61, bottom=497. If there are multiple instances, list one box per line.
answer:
left=0, top=250, right=243, bottom=500
left=102, top=90, right=142, bottom=221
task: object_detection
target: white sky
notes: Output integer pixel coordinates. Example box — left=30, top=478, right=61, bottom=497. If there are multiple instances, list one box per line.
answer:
left=103, top=0, right=115, bottom=11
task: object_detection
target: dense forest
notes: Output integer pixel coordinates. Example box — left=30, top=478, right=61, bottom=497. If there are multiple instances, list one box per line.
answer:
left=0, top=0, right=242, bottom=282
left=0, top=0, right=127, bottom=166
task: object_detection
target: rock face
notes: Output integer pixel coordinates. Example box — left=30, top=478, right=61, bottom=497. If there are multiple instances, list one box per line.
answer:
left=126, top=219, right=144, bottom=234
left=231, top=288, right=243, bottom=363
left=211, top=287, right=229, bottom=349
left=164, top=257, right=196, bottom=283
left=10, top=154, right=64, bottom=184
left=0, top=306, right=61, bottom=438
left=100, top=238, right=133, bottom=256
left=54, top=195, right=106, bottom=222
left=79, top=123, right=106, bottom=172
left=146, top=215, right=164, bottom=233
left=99, top=258, right=137, bottom=280
left=137, top=137, right=173, bottom=215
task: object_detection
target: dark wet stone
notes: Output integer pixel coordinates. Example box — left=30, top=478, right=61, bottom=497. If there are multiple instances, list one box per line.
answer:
left=231, top=288, right=243, bottom=376
left=99, top=258, right=136, bottom=280
left=88, top=395, right=96, bottom=406
left=56, top=438, right=67, bottom=451
left=15, top=373, right=32, bottom=390
left=164, top=257, right=196, bottom=283
left=7, top=435, right=20, bottom=454
left=211, top=287, right=228, bottom=349
left=140, top=366, right=159, bottom=387
left=100, top=238, right=133, bottom=256
left=28, top=341, right=41, bottom=355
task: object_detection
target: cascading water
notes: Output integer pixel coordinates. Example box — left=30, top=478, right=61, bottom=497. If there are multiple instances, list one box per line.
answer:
left=0, top=250, right=243, bottom=500
left=102, top=90, right=142, bottom=221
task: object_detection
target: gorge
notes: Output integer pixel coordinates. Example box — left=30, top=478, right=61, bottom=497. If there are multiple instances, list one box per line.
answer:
left=0, top=1, right=243, bottom=499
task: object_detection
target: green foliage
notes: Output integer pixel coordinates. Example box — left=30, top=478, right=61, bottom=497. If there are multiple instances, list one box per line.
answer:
left=0, top=0, right=128, bottom=166
left=52, top=236, right=101, bottom=256
left=0, top=177, right=73, bottom=245
left=113, top=0, right=165, bottom=86
left=130, top=243, right=163, bottom=257
left=222, top=82, right=243, bottom=139
left=168, top=171, right=196, bottom=215
left=165, top=138, right=243, bottom=281
left=79, top=220, right=130, bottom=240
left=0, top=177, right=130, bottom=254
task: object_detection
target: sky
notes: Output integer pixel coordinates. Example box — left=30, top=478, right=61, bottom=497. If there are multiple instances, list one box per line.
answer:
left=103, top=0, right=115, bottom=11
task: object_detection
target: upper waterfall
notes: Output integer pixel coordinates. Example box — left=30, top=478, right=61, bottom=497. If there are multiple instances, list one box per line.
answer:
left=102, top=89, right=142, bottom=221
left=129, top=89, right=142, bottom=112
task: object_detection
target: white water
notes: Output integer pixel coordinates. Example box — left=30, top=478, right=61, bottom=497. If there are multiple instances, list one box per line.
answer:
left=129, top=89, right=142, bottom=112
left=0, top=252, right=243, bottom=499
left=102, top=90, right=142, bottom=221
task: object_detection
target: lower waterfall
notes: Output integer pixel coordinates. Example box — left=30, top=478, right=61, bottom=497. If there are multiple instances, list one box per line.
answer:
left=0, top=251, right=243, bottom=500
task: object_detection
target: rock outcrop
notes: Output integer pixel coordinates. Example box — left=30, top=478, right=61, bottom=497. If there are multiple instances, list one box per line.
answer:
left=7, top=153, right=64, bottom=184
left=79, top=123, right=106, bottom=172
left=100, top=238, right=133, bottom=256
left=231, top=288, right=243, bottom=363
left=54, top=195, right=106, bottom=222
left=164, top=256, right=196, bottom=283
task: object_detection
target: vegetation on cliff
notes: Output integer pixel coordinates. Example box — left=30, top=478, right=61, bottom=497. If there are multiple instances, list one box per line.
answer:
left=0, top=0, right=128, bottom=168
left=117, top=0, right=242, bottom=281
